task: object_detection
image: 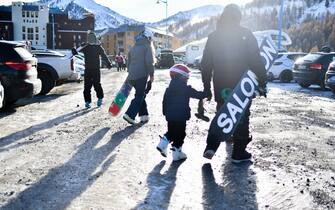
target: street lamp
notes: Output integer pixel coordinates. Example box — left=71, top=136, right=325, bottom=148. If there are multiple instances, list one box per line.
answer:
left=156, top=0, right=168, bottom=49
left=52, top=13, right=55, bottom=49
left=278, top=0, right=284, bottom=50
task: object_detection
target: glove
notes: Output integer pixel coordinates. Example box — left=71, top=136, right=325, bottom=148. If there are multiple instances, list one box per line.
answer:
left=204, top=88, right=212, bottom=101
left=107, top=63, right=112, bottom=69
left=71, top=48, right=78, bottom=56
left=145, top=81, right=152, bottom=94
left=256, top=85, right=267, bottom=98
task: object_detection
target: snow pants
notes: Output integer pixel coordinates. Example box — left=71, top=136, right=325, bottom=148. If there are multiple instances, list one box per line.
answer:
left=205, top=101, right=251, bottom=153
left=165, top=121, right=187, bottom=148
left=83, top=69, right=103, bottom=103
left=125, top=77, right=148, bottom=120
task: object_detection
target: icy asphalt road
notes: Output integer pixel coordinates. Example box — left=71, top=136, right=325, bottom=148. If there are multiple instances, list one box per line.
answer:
left=0, top=69, right=334, bottom=210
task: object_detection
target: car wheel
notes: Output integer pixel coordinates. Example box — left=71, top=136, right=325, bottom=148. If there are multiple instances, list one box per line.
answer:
left=38, top=71, right=56, bottom=95
left=331, top=88, right=335, bottom=94
left=279, top=70, right=293, bottom=83
left=298, top=82, right=311, bottom=88
left=0, top=94, right=18, bottom=110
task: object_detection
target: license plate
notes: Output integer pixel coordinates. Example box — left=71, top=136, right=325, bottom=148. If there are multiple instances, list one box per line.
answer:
left=298, top=65, right=306, bottom=70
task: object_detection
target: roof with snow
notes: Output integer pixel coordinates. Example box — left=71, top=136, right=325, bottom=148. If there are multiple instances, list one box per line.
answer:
left=174, top=37, right=207, bottom=53
left=97, top=24, right=175, bottom=37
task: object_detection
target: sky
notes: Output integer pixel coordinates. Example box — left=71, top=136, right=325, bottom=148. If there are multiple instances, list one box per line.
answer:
left=0, top=0, right=253, bottom=22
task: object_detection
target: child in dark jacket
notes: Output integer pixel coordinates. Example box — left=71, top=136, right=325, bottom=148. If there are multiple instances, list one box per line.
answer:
left=157, top=64, right=208, bottom=161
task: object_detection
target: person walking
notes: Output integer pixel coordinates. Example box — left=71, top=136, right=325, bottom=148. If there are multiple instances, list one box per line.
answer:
left=115, top=53, right=124, bottom=72
left=201, top=4, right=267, bottom=163
left=123, top=28, right=155, bottom=125
left=72, top=31, right=112, bottom=108
left=156, top=64, right=209, bottom=161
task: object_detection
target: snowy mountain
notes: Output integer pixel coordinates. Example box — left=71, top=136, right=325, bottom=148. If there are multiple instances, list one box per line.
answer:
left=150, top=5, right=224, bottom=28
left=36, top=0, right=141, bottom=29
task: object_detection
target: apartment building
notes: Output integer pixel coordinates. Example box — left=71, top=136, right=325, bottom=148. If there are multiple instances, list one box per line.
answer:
left=47, top=10, right=94, bottom=49
left=12, top=2, right=49, bottom=49
left=0, top=6, right=14, bottom=41
left=100, top=25, right=182, bottom=56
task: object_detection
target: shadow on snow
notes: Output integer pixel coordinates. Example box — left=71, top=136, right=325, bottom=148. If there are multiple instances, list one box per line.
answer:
left=1, top=124, right=142, bottom=210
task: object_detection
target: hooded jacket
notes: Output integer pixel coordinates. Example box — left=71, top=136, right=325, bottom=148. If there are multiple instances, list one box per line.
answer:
left=201, top=5, right=267, bottom=102
left=127, top=36, right=155, bottom=81
left=79, top=44, right=111, bottom=71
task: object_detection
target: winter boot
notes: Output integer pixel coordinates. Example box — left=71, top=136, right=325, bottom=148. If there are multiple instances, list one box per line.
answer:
left=140, top=115, right=149, bottom=123
left=171, top=146, right=187, bottom=161
left=123, top=114, right=137, bottom=125
left=203, top=149, right=216, bottom=160
left=231, top=136, right=252, bottom=163
left=156, top=135, right=169, bottom=157
left=85, top=102, right=91, bottom=109
left=97, top=99, right=103, bottom=107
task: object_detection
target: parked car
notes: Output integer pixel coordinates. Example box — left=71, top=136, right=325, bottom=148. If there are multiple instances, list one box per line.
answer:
left=74, top=53, right=85, bottom=77
left=32, top=50, right=80, bottom=95
left=173, top=56, right=184, bottom=65
left=0, top=81, right=4, bottom=109
left=268, top=52, right=307, bottom=82
left=325, top=60, right=335, bottom=94
left=293, top=52, right=335, bottom=89
left=0, top=41, right=41, bottom=108
left=194, top=55, right=203, bottom=69
left=155, top=52, right=175, bottom=69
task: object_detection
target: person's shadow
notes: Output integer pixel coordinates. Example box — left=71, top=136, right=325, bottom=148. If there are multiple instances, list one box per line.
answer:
left=202, top=144, right=258, bottom=210
left=1, top=125, right=142, bottom=210
left=0, top=108, right=94, bottom=152
left=133, top=160, right=185, bottom=210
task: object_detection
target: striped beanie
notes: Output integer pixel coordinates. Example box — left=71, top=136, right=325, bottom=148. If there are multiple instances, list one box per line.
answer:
left=169, top=64, right=190, bottom=79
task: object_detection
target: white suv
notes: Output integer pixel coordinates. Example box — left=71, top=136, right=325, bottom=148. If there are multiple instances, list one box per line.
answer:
left=268, top=52, right=307, bottom=82
left=32, top=50, right=81, bottom=95
left=0, top=81, right=4, bottom=109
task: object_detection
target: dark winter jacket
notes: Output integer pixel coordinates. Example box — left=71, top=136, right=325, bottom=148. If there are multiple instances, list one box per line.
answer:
left=163, top=78, right=207, bottom=121
left=201, top=22, right=267, bottom=103
left=79, top=44, right=111, bottom=71
left=127, top=36, right=155, bottom=81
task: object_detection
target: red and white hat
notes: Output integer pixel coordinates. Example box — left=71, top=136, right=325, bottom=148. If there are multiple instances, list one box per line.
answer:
left=169, top=64, right=190, bottom=79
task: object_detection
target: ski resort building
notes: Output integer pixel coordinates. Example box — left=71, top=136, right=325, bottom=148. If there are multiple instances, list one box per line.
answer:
left=0, top=6, right=14, bottom=41
left=99, top=25, right=182, bottom=56
left=0, top=2, right=94, bottom=50
left=12, top=2, right=49, bottom=49
left=46, top=9, right=94, bottom=49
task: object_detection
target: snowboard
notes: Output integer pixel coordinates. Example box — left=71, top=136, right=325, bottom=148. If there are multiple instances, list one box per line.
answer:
left=108, top=79, right=133, bottom=116
left=208, top=37, right=278, bottom=142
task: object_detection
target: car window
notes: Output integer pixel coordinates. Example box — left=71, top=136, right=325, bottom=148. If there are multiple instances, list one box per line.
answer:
left=302, top=54, right=322, bottom=62
left=0, top=45, right=21, bottom=61
left=14, top=46, right=33, bottom=60
left=276, top=54, right=284, bottom=59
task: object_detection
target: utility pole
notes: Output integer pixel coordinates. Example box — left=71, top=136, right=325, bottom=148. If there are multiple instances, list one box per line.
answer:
left=52, top=13, right=55, bottom=49
left=278, top=0, right=284, bottom=50
left=156, top=0, right=168, bottom=49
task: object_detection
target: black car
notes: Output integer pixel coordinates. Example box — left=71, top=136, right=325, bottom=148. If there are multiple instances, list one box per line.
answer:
left=325, top=60, right=335, bottom=94
left=0, top=41, right=41, bottom=108
left=155, top=52, right=175, bottom=69
left=293, top=52, right=335, bottom=89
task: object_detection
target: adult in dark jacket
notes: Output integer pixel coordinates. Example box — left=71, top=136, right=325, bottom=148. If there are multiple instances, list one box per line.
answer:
left=73, top=31, right=111, bottom=108
left=123, top=29, right=155, bottom=125
left=201, top=4, right=267, bottom=163
left=157, top=64, right=207, bottom=161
